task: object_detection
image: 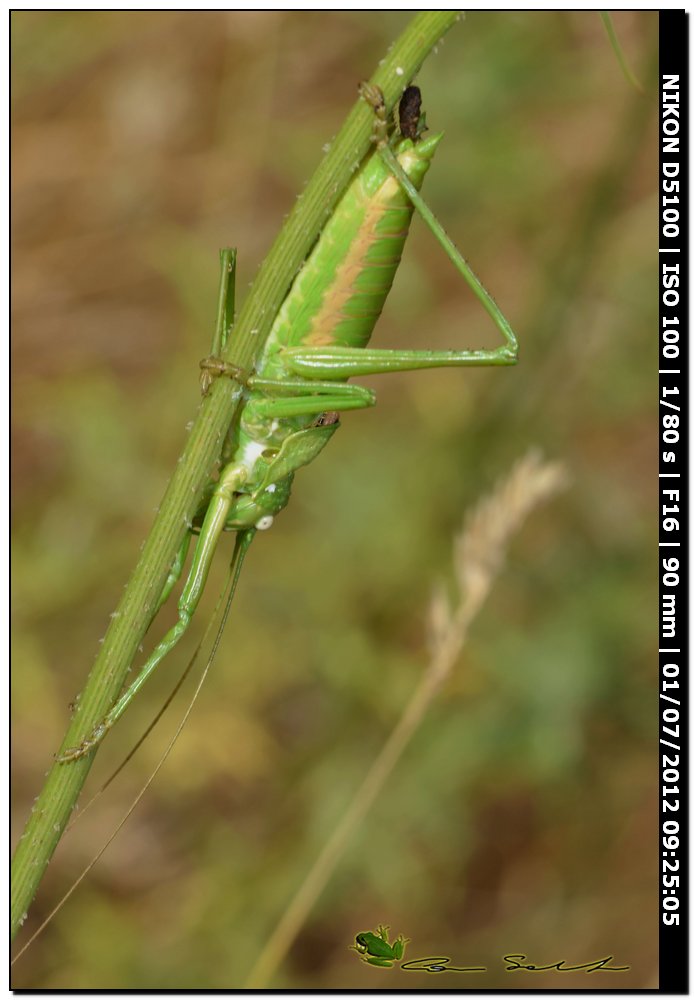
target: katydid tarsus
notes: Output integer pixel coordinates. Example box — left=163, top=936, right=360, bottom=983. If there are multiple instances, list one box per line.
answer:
left=57, top=82, right=518, bottom=764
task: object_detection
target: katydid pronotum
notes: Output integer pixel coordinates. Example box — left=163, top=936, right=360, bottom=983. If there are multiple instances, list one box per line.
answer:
left=57, top=82, right=518, bottom=764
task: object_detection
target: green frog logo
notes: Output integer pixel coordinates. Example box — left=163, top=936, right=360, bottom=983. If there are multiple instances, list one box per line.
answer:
left=351, top=925, right=409, bottom=968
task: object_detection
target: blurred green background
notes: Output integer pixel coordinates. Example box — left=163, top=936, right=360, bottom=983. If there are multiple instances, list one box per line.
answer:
left=12, top=11, right=658, bottom=990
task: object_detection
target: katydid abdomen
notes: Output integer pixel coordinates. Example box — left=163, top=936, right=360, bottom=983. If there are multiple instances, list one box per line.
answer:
left=260, top=132, right=442, bottom=365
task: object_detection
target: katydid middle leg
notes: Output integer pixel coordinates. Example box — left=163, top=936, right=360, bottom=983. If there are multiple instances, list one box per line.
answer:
left=244, top=376, right=375, bottom=419
left=200, top=247, right=239, bottom=394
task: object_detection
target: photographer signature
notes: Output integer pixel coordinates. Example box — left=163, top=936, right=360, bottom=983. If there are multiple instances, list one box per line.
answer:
left=351, top=927, right=629, bottom=974
left=401, top=953, right=630, bottom=974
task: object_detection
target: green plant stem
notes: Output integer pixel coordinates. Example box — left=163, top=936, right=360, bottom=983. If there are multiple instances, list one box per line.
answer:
left=600, top=12, right=644, bottom=94
left=11, top=11, right=462, bottom=942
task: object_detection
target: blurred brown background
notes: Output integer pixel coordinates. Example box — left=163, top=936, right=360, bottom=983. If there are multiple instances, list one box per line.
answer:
left=12, top=11, right=658, bottom=989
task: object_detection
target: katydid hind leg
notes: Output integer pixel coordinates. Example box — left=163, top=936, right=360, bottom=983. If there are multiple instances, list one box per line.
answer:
left=280, top=343, right=515, bottom=381
left=377, top=142, right=518, bottom=360
left=360, top=83, right=518, bottom=361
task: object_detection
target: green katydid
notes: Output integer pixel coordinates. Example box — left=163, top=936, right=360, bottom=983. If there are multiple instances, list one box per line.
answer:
left=57, top=82, right=518, bottom=764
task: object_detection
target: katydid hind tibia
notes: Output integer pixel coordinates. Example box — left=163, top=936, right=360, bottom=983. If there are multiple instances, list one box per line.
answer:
left=57, top=83, right=518, bottom=763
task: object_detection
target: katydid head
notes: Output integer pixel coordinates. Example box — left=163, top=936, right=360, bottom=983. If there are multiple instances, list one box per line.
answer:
left=225, top=476, right=293, bottom=530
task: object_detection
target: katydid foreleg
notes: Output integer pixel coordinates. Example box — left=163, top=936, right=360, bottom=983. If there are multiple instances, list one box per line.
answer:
left=150, top=533, right=193, bottom=622
left=57, top=249, right=246, bottom=763
left=155, top=244, right=240, bottom=618
left=57, top=464, right=252, bottom=762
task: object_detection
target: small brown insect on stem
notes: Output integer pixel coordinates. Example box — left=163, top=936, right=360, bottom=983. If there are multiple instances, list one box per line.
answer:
left=398, top=85, right=422, bottom=140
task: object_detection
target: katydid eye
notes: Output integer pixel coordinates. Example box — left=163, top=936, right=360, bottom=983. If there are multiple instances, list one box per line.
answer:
left=256, top=515, right=274, bottom=531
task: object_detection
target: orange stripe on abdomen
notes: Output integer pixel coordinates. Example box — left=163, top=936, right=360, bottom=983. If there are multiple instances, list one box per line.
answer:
left=302, top=180, right=414, bottom=347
